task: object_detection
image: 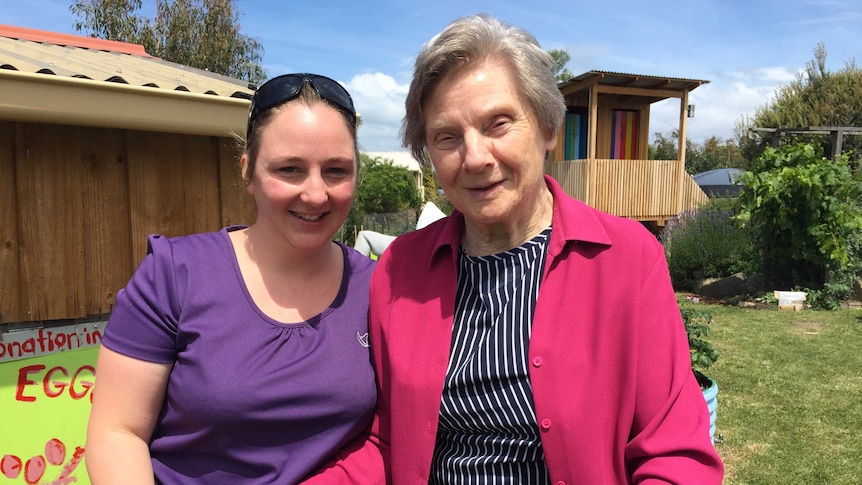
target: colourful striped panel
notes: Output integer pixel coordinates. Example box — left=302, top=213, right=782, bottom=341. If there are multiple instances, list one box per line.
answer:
left=564, top=111, right=587, bottom=160
left=610, top=110, right=639, bottom=159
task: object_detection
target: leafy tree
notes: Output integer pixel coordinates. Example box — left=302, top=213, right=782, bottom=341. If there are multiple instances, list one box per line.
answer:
left=340, top=154, right=422, bottom=246
left=71, top=0, right=266, bottom=83
left=735, top=43, right=862, bottom=163
left=356, top=156, right=421, bottom=214
left=691, top=136, right=747, bottom=173
left=649, top=130, right=746, bottom=173
left=737, top=143, right=862, bottom=308
left=71, top=0, right=143, bottom=40
left=649, top=130, right=685, bottom=161
left=548, top=48, right=574, bottom=83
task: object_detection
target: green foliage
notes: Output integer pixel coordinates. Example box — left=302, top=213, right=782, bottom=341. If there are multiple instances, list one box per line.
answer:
left=649, top=130, right=747, bottom=173
left=71, top=0, right=143, bottom=40
left=680, top=306, right=719, bottom=373
left=735, top=43, right=862, bottom=163
left=648, top=130, right=681, bottom=161
left=660, top=198, right=756, bottom=292
left=420, top=163, right=453, bottom=215
left=737, top=143, right=862, bottom=307
left=356, top=155, right=422, bottom=214
left=548, top=48, right=574, bottom=83
left=71, top=0, right=266, bottom=83
left=340, top=154, right=422, bottom=245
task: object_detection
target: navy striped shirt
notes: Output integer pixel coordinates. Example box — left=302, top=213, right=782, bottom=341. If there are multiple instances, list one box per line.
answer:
left=430, top=227, right=553, bottom=485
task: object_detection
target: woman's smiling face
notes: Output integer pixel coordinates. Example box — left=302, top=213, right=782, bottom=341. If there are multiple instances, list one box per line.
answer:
left=245, top=100, right=357, bottom=252
left=423, top=58, right=557, bottom=239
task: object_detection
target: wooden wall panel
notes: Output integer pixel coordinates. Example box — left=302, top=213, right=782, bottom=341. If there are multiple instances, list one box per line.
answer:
left=15, top=123, right=86, bottom=321
left=127, top=131, right=188, bottom=265
left=79, top=127, right=133, bottom=316
left=549, top=126, right=566, bottom=162
left=0, top=121, right=20, bottom=323
left=3, top=127, right=259, bottom=324
left=218, top=138, right=256, bottom=227
left=180, top=136, right=221, bottom=235
left=639, top=105, right=651, bottom=160
left=596, top=104, right=613, bottom=159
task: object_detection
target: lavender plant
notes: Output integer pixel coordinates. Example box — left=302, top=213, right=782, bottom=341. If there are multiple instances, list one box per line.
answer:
left=661, top=198, right=756, bottom=292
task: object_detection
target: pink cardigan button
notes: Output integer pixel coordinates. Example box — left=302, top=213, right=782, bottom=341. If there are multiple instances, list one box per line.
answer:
left=541, top=418, right=552, bottom=430
left=532, top=356, right=543, bottom=367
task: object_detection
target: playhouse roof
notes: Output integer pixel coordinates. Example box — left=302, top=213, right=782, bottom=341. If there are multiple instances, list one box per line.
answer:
left=0, top=24, right=254, bottom=137
left=559, top=70, right=709, bottom=103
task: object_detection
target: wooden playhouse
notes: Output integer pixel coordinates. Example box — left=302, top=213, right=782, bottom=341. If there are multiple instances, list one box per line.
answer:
left=547, top=70, right=710, bottom=230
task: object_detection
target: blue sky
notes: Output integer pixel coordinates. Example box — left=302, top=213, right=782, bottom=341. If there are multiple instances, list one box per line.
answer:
left=2, top=0, right=861, bottom=151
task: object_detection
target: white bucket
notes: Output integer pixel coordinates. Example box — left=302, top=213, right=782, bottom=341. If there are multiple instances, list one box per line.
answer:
left=774, top=291, right=807, bottom=311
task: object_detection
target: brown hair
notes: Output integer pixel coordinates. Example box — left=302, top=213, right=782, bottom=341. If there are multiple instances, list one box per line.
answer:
left=239, top=82, right=359, bottom=184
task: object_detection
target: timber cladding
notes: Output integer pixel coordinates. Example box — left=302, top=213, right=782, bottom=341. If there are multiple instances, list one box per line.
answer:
left=0, top=121, right=256, bottom=324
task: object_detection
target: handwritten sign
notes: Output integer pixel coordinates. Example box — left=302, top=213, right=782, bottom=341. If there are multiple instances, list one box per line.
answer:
left=0, top=323, right=103, bottom=363
left=0, top=345, right=97, bottom=484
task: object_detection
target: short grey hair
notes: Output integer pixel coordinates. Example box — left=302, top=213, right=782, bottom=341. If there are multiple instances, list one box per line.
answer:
left=401, top=13, right=566, bottom=164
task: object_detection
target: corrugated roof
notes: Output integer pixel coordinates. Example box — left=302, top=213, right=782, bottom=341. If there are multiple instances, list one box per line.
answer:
left=0, top=24, right=253, bottom=98
left=559, top=70, right=708, bottom=102
left=0, top=24, right=254, bottom=137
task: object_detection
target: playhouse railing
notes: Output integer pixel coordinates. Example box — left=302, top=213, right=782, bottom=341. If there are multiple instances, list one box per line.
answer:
left=546, top=158, right=708, bottom=225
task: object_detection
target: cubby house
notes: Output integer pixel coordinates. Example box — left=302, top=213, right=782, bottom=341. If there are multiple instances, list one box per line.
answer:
left=546, top=70, right=709, bottom=230
left=0, top=25, right=255, bottom=326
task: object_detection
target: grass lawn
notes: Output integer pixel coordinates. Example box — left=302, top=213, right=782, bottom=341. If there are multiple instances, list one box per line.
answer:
left=688, top=300, right=862, bottom=484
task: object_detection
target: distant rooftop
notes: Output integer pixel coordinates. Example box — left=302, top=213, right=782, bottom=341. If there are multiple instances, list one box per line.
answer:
left=364, top=151, right=422, bottom=172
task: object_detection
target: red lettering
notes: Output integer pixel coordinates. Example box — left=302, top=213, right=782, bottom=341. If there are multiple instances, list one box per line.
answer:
left=70, top=366, right=95, bottom=400
left=15, top=365, right=46, bottom=402
left=55, top=332, right=68, bottom=350
left=21, top=338, right=36, bottom=354
left=44, top=366, right=69, bottom=398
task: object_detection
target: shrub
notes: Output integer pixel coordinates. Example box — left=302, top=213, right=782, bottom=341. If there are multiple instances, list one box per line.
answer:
left=680, top=305, right=719, bottom=378
left=660, top=198, right=756, bottom=292
left=737, top=143, right=862, bottom=308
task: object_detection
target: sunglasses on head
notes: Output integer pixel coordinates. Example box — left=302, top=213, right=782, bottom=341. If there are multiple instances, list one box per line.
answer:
left=246, top=73, right=356, bottom=135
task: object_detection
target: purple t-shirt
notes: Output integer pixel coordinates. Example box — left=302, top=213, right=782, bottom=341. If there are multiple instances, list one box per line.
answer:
left=101, top=227, right=377, bottom=484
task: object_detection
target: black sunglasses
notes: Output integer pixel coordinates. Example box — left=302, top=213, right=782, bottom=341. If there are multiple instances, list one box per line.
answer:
left=246, top=73, right=356, bottom=135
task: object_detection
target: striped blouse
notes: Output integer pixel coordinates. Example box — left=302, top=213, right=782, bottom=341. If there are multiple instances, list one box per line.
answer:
left=430, top=227, right=553, bottom=485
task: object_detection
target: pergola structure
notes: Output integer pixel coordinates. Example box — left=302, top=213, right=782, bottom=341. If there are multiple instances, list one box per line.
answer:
left=751, top=126, right=862, bottom=161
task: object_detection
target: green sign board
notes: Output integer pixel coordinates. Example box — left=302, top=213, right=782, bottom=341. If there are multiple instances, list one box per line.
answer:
left=1, top=342, right=97, bottom=484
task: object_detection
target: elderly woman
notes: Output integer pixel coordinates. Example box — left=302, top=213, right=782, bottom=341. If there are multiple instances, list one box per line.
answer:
left=369, top=15, right=723, bottom=485
left=309, top=13, right=724, bottom=485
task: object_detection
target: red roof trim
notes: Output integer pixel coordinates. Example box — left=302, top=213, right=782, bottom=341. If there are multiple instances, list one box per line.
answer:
left=0, top=24, right=152, bottom=57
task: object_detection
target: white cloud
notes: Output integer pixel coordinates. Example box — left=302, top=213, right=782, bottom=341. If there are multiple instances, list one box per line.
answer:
left=342, top=66, right=806, bottom=151
left=346, top=72, right=409, bottom=151
left=649, top=67, right=801, bottom=143
left=725, top=67, right=800, bottom=84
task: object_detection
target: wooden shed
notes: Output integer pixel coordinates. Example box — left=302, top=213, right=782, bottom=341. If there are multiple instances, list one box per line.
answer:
left=546, top=70, right=710, bottom=229
left=0, top=25, right=256, bottom=326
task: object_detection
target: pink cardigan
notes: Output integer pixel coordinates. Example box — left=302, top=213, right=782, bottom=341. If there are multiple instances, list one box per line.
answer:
left=306, top=176, right=723, bottom=484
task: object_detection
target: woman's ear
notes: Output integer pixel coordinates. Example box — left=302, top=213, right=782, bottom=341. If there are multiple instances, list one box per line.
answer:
left=240, top=154, right=253, bottom=195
